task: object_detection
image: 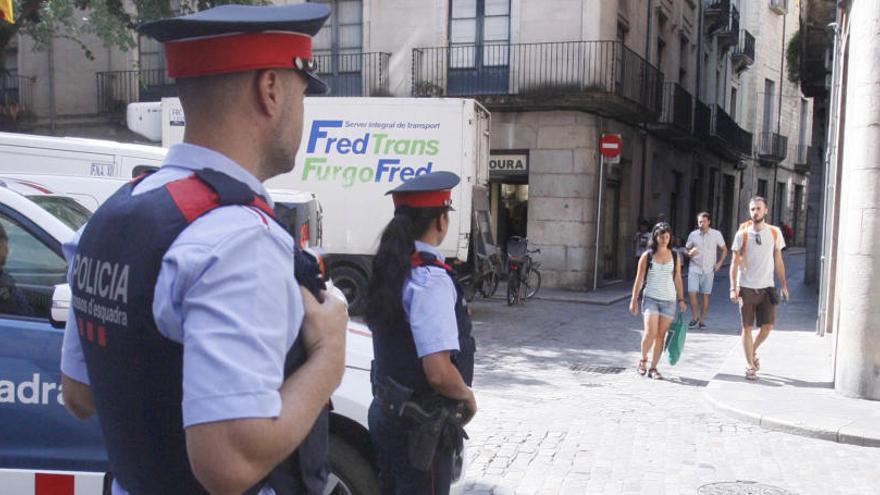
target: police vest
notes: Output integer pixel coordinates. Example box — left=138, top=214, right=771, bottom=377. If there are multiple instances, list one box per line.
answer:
left=370, top=251, right=476, bottom=397
left=71, top=168, right=328, bottom=495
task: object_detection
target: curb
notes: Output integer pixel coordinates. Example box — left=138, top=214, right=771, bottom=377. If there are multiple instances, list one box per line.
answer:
left=532, top=293, right=630, bottom=306
left=704, top=377, right=880, bottom=448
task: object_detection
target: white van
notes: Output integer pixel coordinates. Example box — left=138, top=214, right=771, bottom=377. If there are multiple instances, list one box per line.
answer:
left=0, top=133, right=323, bottom=249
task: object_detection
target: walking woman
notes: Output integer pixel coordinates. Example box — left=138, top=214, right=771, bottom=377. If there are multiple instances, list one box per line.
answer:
left=629, top=222, right=687, bottom=380
left=366, top=171, right=477, bottom=495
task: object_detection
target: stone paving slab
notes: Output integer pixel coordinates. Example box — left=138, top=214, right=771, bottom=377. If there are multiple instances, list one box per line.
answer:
left=704, top=329, right=880, bottom=447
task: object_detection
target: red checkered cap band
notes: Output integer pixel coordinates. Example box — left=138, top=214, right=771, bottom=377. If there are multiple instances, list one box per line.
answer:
left=165, top=31, right=312, bottom=78
left=392, top=190, right=452, bottom=209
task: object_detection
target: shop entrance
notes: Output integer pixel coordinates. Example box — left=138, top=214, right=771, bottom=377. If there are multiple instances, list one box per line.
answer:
left=488, top=151, right=529, bottom=257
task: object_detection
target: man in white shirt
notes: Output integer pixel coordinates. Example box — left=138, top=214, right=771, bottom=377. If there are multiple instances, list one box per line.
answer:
left=685, top=212, right=728, bottom=329
left=729, top=197, right=789, bottom=381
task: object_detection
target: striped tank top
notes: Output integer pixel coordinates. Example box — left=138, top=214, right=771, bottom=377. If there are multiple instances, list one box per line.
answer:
left=643, top=255, right=677, bottom=301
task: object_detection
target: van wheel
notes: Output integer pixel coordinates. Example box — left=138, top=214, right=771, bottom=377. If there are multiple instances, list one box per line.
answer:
left=327, top=435, right=380, bottom=495
left=332, top=265, right=368, bottom=316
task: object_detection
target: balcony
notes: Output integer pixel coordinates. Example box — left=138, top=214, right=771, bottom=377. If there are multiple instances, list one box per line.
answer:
left=705, top=0, right=740, bottom=51
left=794, top=144, right=811, bottom=173
left=650, top=82, right=694, bottom=140
left=313, top=52, right=390, bottom=97
left=769, top=0, right=787, bottom=15
left=96, top=69, right=176, bottom=115
left=0, top=73, right=34, bottom=109
left=731, top=30, right=755, bottom=73
left=412, top=41, right=664, bottom=124
left=708, top=104, right=752, bottom=159
left=0, top=73, right=35, bottom=129
left=758, top=131, right=789, bottom=164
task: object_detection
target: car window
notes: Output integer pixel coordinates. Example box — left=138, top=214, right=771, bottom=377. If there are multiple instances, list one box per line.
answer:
left=0, top=213, right=67, bottom=319
left=27, top=195, right=93, bottom=230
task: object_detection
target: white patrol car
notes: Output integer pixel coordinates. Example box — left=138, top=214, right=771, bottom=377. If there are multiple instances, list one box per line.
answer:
left=0, top=180, right=383, bottom=495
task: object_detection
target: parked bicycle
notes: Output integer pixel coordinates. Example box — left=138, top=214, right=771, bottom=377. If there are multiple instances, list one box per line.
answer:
left=505, top=236, right=542, bottom=305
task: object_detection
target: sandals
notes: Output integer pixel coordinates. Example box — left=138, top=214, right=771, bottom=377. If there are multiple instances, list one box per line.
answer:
left=637, top=358, right=648, bottom=376
left=648, top=368, right=663, bottom=380
left=754, top=356, right=761, bottom=371
left=745, top=367, right=758, bottom=381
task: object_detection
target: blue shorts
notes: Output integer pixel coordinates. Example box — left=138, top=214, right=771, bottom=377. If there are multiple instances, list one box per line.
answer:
left=688, top=270, right=715, bottom=294
left=642, top=296, right=677, bottom=320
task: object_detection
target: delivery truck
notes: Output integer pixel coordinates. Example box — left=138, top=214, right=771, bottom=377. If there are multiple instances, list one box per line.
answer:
left=128, top=97, right=492, bottom=314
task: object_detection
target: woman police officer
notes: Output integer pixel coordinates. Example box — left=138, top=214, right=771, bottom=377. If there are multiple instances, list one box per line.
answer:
left=366, top=171, right=477, bottom=495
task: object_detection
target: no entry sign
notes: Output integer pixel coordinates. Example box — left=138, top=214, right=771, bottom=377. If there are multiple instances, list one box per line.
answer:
left=599, top=134, right=622, bottom=158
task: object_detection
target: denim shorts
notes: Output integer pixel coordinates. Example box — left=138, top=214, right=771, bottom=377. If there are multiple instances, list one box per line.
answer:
left=642, top=296, right=677, bottom=320
left=688, top=270, right=715, bottom=294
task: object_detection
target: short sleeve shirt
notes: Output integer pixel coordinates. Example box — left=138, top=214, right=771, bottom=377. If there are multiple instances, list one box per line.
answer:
left=732, top=224, right=785, bottom=289
left=686, top=228, right=726, bottom=273
left=401, top=240, right=460, bottom=358
left=61, top=143, right=303, bottom=428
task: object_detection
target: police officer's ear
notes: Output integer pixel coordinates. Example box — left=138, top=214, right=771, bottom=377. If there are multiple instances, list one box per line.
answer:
left=254, top=69, right=301, bottom=118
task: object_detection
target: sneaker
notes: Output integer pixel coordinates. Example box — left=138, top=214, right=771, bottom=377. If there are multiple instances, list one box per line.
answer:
left=699, top=322, right=707, bottom=329
left=688, top=319, right=699, bottom=327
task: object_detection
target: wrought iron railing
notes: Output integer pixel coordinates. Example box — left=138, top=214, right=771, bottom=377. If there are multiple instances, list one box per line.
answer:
left=0, top=73, right=35, bottom=110
left=412, top=40, right=663, bottom=117
left=96, top=69, right=177, bottom=114
left=658, top=82, right=693, bottom=132
left=313, top=51, right=390, bottom=97
left=733, top=30, right=755, bottom=64
left=708, top=1, right=739, bottom=38
left=758, top=131, right=789, bottom=162
left=711, top=105, right=752, bottom=156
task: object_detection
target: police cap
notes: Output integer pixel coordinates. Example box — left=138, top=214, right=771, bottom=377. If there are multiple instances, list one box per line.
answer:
left=386, top=171, right=460, bottom=210
left=137, top=3, right=331, bottom=95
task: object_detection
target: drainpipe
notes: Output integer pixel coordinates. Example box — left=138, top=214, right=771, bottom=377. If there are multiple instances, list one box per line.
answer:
left=48, top=37, right=56, bottom=133
left=639, top=0, right=653, bottom=222
left=772, top=10, right=787, bottom=222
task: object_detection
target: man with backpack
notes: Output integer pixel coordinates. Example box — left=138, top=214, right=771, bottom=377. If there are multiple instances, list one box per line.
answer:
left=729, top=196, right=789, bottom=381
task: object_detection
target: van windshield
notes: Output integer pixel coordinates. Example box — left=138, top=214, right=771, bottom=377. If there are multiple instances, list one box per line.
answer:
left=28, top=196, right=92, bottom=230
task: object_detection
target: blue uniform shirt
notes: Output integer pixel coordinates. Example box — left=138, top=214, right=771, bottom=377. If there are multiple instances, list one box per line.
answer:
left=60, top=144, right=302, bottom=495
left=403, top=240, right=460, bottom=358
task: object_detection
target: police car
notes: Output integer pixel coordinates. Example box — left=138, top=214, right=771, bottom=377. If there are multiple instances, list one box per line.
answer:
left=0, top=180, right=382, bottom=494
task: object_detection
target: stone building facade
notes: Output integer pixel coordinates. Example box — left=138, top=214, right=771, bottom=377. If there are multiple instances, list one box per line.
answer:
left=4, top=0, right=815, bottom=291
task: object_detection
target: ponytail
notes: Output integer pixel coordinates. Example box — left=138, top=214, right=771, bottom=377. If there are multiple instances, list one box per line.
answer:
left=366, top=206, right=448, bottom=332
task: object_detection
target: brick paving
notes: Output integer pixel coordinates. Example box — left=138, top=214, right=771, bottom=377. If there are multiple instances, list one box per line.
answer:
left=461, top=254, right=880, bottom=495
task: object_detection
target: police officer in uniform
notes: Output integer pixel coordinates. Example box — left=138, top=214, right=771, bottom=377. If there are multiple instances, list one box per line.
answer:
left=366, top=171, right=478, bottom=495
left=59, top=4, right=348, bottom=494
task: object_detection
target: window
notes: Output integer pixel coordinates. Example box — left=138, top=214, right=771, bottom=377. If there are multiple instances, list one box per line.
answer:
left=0, top=212, right=67, bottom=319
left=763, top=79, right=776, bottom=134
left=449, top=0, right=510, bottom=68
left=757, top=179, right=768, bottom=199
left=311, top=0, right=363, bottom=56
left=730, top=87, right=738, bottom=120
left=774, top=182, right=786, bottom=224
left=657, top=37, right=666, bottom=68
left=799, top=98, right=809, bottom=147
left=679, top=37, right=688, bottom=87
left=617, top=22, right=629, bottom=45
left=26, top=196, right=91, bottom=231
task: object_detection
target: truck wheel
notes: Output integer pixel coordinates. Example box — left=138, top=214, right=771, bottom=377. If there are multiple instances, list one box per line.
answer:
left=326, top=435, right=380, bottom=495
left=332, top=265, right=368, bottom=316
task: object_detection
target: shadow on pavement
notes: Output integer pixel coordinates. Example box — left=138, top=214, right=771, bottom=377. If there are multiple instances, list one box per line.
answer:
left=712, top=372, right=833, bottom=389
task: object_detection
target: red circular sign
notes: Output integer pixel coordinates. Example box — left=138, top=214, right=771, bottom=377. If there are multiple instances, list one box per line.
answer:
left=599, top=134, right=622, bottom=158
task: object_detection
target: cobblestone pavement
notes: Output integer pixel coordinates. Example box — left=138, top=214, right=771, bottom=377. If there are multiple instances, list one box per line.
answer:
left=461, top=254, right=880, bottom=495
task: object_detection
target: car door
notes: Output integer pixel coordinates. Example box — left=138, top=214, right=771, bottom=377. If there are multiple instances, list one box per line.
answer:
left=0, top=205, right=107, bottom=472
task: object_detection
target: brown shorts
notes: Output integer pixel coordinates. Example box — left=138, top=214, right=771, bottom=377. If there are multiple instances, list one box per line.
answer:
left=739, top=287, right=776, bottom=328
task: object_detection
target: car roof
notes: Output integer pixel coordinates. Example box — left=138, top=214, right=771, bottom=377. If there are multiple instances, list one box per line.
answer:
left=0, top=182, right=75, bottom=244
left=0, top=176, right=64, bottom=197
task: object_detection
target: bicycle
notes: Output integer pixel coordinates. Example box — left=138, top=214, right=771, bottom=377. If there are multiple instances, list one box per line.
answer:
left=505, top=237, right=542, bottom=305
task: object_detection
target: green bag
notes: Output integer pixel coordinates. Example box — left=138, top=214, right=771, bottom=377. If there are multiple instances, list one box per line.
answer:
left=664, top=312, right=688, bottom=366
